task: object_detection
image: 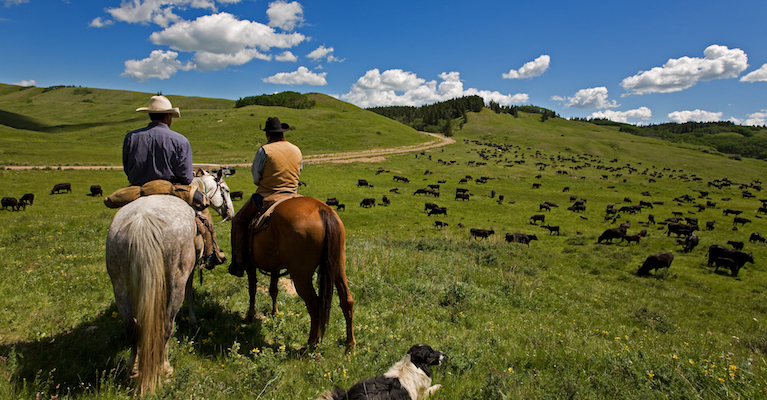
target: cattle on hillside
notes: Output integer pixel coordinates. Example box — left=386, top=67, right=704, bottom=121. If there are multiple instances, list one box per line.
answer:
left=230, top=191, right=244, bottom=201
left=20, top=193, right=34, bottom=205
left=637, top=252, right=674, bottom=276
left=360, top=198, right=375, bottom=208
left=90, top=185, right=103, bottom=197
left=506, top=233, right=538, bottom=245
left=749, top=232, right=765, bottom=243
left=530, top=214, right=545, bottom=225
left=706, top=245, right=754, bottom=277
left=357, top=179, right=373, bottom=188
left=470, top=228, right=495, bottom=240
left=2, top=197, right=22, bottom=211
left=598, top=227, right=626, bottom=243
left=734, top=217, right=751, bottom=226
left=428, top=207, right=447, bottom=216
left=51, top=183, right=71, bottom=194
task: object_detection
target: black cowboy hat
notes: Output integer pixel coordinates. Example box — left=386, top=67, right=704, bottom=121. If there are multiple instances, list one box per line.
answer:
left=261, top=117, right=290, bottom=133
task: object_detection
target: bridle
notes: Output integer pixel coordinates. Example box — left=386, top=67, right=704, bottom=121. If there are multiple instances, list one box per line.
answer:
left=199, top=174, right=231, bottom=223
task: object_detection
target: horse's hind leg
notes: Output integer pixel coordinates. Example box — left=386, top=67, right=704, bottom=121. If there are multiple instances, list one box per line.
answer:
left=269, top=273, right=280, bottom=315
left=335, top=274, right=356, bottom=349
left=185, top=269, right=198, bottom=330
left=245, top=269, right=258, bottom=322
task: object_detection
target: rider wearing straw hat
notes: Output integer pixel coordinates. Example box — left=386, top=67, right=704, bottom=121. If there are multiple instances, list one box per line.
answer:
left=228, top=117, right=302, bottom=277
left=117, top=94, right=226, bottom=268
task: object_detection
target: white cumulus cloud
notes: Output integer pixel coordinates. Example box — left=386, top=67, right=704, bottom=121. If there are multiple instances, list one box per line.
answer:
left=275, top=51, right=298, bottom=62
left=89, top=17, right=114, bottom=28
left=733, top=110, right=767, bottom=126
left=740, top=64, right=767, bottom=82
left=341, top=69, right=528, bottom=108
left=552, top=87, right=618, bottom=109
left=121, top=50, right=194, bottom=81
left=4, top=0, right=29, bottom=6
left=502, top=55, right=550, bottom=79
left=307, top=45, right=343, bottom=63
left=263, top=66, right=327, bottom=85
left=667, top=109, right=723, bottom=123
left=589, top=107, right=652, bottom=124
left=621, top=45, right=748, bottom=95
left=13, top=79, right=36, bottom=86
left=266, top=0, right=303, bottom=31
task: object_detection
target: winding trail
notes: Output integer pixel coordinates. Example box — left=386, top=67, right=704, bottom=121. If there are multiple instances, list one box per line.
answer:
left=4, top=132, right=455, bottom=170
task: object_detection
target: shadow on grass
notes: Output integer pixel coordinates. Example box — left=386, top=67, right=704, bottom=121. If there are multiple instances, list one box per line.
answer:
left=0, top=289, right=264, bottom=397
left=0, top=109, right=144, bottom=133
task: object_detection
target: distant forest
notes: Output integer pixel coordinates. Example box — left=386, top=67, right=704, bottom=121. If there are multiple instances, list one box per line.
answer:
left=235, top=91, right=315, bottom=109
left=572, top=118, right=767, bottom=160
left=367, top=95, right=559, bottom=135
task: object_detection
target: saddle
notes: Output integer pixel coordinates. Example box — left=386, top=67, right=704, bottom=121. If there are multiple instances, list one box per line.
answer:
left=104, top=180, right=209, bottom=210
left=248, top=193, right=303, bottom=234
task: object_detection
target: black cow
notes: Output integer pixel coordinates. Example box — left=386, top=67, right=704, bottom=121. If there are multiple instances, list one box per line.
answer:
left=424, top=202, right=439, bottom=212
left=20, top=193, right=34, bottom=205
left=530, top=214, right=545, bottom=225
left=542, top=225, right=560, bottom=235
left=90, top=185, right=103, bottom=196
left=357, top=179, right=373, bottom=188
left=726, top=240, right=744, bottom=251
left=434, top=221, right=448, bottom=229
left=381, top=195, right=390, bottom=206
left=470, top=228, right=495, bottom=239
left=326, top=198, right=340, bottom=206
left=51, top=182, right=71, bottom=194
left=2, top=197, right=21, bottom=211
left=706, top=245, right=755, bottom=274
left=506, top=233, right=538, bottom=245
left=666, top=223, right=695, bottom=238
left=455, top=193, right=470, bottom=201
left=723, top=209, right=743, bottom=216
left=749, top=232, right=765, bottom=243
left=734, top=217, right=751, bottom=226
left=336, top=204, right=345, bottom=211
left=360, top=198, right=375, bottom=208
left=598, top=227, right=626, bottom=243
left=230, top=191, right=244, bottom=201
left=637, top=252, right=674, bottom=276
left=393, top=175, right=410, bottom=183
left=428, top=207, right=447, bottom=216
left=683, top=233, right=699, bottom=252
left=705, top=220, right=716, bottom=230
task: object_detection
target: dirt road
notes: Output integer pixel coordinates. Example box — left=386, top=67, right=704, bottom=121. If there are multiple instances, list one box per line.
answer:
left=4, top=132, right=455, bottom=170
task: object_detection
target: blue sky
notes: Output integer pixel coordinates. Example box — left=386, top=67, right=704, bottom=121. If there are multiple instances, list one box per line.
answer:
left=2, top=0, right=766, bottom=125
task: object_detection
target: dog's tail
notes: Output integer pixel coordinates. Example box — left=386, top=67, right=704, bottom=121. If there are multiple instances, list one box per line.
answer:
left=316, top=388, right=346, bottom=400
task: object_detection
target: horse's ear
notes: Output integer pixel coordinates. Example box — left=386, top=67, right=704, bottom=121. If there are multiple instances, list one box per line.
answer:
left=195, top=168, right=205, bottom=177
left=216, top=169, right=224, bottom=180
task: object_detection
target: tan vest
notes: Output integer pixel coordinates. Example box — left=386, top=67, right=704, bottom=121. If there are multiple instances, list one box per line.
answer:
left=256, top=140, right=302, bottom=200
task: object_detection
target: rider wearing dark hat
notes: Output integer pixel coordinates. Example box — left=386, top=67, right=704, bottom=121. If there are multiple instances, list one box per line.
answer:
left=229, top=117, right=303, bottom=277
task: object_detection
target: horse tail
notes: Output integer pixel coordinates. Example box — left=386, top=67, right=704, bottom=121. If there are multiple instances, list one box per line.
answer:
left=127, top=215, right=168, bottom=395
left=317, top=207, right=342, bottom=339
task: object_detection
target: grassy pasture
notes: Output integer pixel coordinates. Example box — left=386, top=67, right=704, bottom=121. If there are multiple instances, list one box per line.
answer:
left=0, top=91, right=766, bottom=399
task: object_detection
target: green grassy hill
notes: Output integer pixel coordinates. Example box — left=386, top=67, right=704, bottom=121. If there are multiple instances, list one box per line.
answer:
left=0, top=84, right=426, bottom=166
left=1, top=88, right=766, bottom=399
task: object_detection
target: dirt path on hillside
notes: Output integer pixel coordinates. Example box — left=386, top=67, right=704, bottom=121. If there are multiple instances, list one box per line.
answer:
left=4, top=132, right=455, bottom=170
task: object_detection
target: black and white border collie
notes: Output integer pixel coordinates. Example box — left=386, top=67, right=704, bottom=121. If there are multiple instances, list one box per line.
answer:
left=318, top=344, right=445, bottom=400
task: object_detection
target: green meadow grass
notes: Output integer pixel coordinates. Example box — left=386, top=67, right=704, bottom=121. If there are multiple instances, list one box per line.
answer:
left=0, top=89, right=766, bottom=398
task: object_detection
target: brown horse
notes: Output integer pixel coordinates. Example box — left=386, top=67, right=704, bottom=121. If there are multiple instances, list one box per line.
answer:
left=245, top=196, right=355, bottom=348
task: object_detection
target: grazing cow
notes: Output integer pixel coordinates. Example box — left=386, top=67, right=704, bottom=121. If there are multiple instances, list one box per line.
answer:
left=357, top=179, right=373, bottom=188
left=637, top=252, right=674, bottom=276
left=639, top=200, right=653, bottom=209
left=727, top=240, right=744, bottom=251
left=647, top=214, right=656, bottom=224
left=705, top=220, right=715, bottom=230
left=389, top=188, right=400, bottom=194
left=734, top=217, right=751, bottom=226
left=360, top=198, right=375, bottom=208
left=381, top=195, right=390, bottom=206
left=532, top=183, right=541, bottom=189
left=563, top=186, right=570, bottom=192
left=723, top=209, right=743, bottom=216
left=666, top=223, right=695, bottom=238
left=622, top=234, right=642, bottom=245
left=470, top=228, right=495, bottom=239
left=539, top=203, right=551, bottom=211
left=326, top=198, right=340, bottom=206
left=428, top=184, right=440, bottom=191
left=749, top=232, right=765, bottom=243
left=455, top=188, right=469, bottom=194
left=393, top=175, right=410, bottom=183
left=598, top=227, right=626, bottom=244
left=712, top=254, right=753, bottom=277
left=20, top=193, right=34, bottom=205
left=414, top=188, right=439, bottom=197
left=297, top=180, right=307, bottom=187
left=542, top=225, right=560, bottom=235
left=336, top=204, right=346, bottom=211
left=51, top=182, right=71, bottom=194
left=428, top=207, right=447, bottom=217
left=424, top=202, right=439, bottom=212
left=90, top=185, right=103, bottom=196
left=2, top=197, right=21, bottom=211
left=455, top=193, right=470, bottom=201
left=434, top=221, right=448, bottom=229
left=567, top=204, right=586, bottom=212
left=683, top=233, right=699, bottom=252
left=230, top=191, right=244, bottom=201
left=506, top=233, right=538, bottom=245
left=530, top=214, right=546, bottom=225
left=706, top=245, right=755, bottom=272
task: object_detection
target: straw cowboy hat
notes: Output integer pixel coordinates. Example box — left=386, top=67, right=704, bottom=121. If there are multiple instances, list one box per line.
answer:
left=260, top=117, right=289, bottom=133
left=136, top=95, right=181, bottom=118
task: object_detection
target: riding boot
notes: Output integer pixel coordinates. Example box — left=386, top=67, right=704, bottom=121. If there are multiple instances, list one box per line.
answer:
left=198, top=209, right=226, bottom=270
left=229, top=196, right=260, bottom=277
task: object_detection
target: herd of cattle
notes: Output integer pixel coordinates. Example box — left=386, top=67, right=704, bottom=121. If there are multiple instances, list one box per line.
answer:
left=324, top=140, right=766, bottom=279
left=2, top=183, right=103, bottom=211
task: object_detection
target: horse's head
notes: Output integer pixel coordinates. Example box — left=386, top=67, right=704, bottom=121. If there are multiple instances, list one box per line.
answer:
left=194, top=169, right=235, bottom=221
